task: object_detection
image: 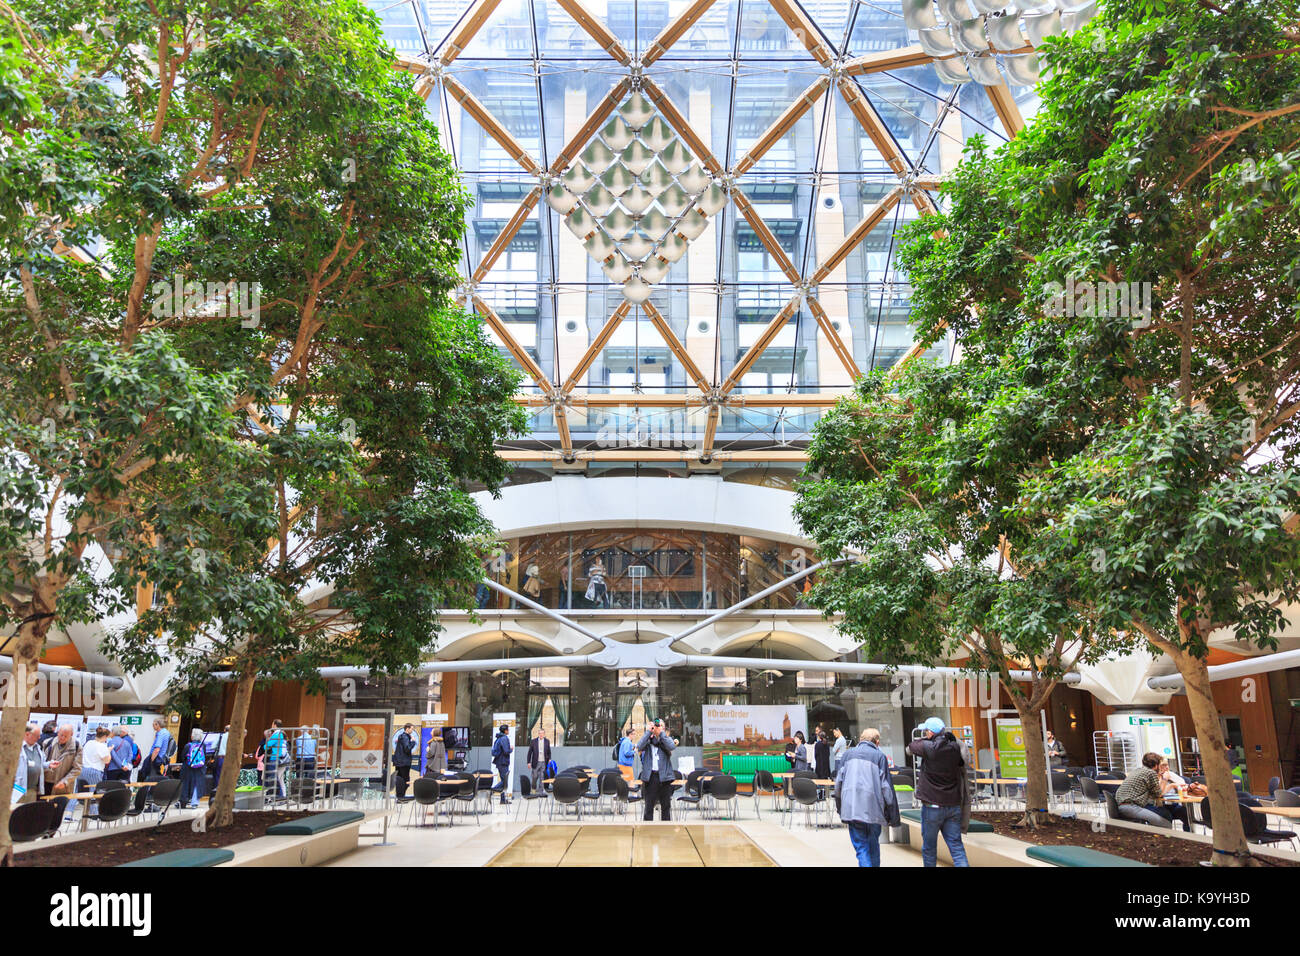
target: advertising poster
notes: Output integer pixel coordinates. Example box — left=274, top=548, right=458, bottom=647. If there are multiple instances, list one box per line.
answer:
left=996, top=718, right=1028, bottom=777
left=493, top=712, right=517, bottom=795
left=338, top=716, right=388, bottom=779
left=419, top=713, right=448, bottom=775
left=701, top=704, right=808, bottom=772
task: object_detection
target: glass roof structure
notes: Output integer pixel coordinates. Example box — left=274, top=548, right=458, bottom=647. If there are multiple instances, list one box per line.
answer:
left=371, top=0, right=1039, bottom=463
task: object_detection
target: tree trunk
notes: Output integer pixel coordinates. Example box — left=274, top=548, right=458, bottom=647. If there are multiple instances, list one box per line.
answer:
left=0, top=618, right=48, bottom=866
left=1013, top=698, right=1052, bottom=828
left=1170, top=645, right=1255, bottom=866
left=206, top=665, right=256, bottom=829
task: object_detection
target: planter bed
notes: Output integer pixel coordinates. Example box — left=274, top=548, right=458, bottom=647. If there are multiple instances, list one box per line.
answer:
left=14, top=811, right=313, bottom=867
left=972, top=812, right=1300, bottom=867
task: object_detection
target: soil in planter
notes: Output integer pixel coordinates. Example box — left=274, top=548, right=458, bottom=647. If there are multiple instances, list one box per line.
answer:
left=14, top=810, right=314, bottom=867
left=973, top=811, right=1300, bottom=867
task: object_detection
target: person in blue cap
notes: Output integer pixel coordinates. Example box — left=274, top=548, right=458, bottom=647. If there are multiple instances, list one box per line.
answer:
left=906, top=716, right=970, bottom=867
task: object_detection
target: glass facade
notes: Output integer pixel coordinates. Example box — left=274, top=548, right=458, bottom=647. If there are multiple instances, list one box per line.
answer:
left=477, top=527, right=815, bottom=610
left=362, top=1, right=1037, bottom=458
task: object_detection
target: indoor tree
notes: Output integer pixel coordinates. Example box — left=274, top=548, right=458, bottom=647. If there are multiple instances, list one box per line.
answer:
left=0, top=0, right=522, bottom=855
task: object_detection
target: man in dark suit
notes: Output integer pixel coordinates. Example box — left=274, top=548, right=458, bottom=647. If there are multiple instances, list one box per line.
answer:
left=526, top=728, right=552, bottom=793
left=637, top=718, right=677, bottom=821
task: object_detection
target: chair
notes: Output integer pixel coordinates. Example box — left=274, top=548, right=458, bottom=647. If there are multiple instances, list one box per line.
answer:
left=1049, top=771, right=1074, bottom=809
left=515, top=775, right=548, bottom=822
left=85, top=787, right=132, bottom=828
left=748, top=769, right=780, bottom=818
left=786, top=776, right=822, bottom=830
left=1079, top=775, right=1106, bottom=817
left=1239, top=802, right=1298, bottom=851
left=1103, top=790, right=1120, bottom=821
left=150, top=779, right=181, bottom=820
left=549, top=775, right=586, bottom=820
left=473, top=771, right=495, bottom=813
left=1274, top=789, right=1300, bottom=808
left=125, top=786, right=150, bottom=818
left=613, top=775, right=642, bottom=816
left=676, top=769, right=708, bottom=816
left=404, top=777, right=452, bottom=828
left=43, top=796, right=68, bottom=836
left=450, top=773, right=480, bottom=824
left=709, top=774, right=739, bottom=821
left=1268, top=776, right=1281, bottom=798
left=9, top=802, right=55, bottom=842
left=594, top=770, right=621, bottom=816
left=94, top=779, right=128, bottom=793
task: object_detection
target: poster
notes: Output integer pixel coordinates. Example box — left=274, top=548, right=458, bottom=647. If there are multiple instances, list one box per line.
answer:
left=493, top=712, right=517, bottom=795
left=419, top=713, right=448, bottom=775
left=996, top=718, right=1028, bottom=778
left=701, top=704, right=808, bottom=772
left=337, top=716, right=388, bottom=779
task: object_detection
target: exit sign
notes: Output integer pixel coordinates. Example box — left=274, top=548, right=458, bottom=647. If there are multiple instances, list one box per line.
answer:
left=119, top=715, right=142, bottom=725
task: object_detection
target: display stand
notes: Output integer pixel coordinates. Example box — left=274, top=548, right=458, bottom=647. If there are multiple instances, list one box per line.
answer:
left=334, top=708, right=395, bottom=846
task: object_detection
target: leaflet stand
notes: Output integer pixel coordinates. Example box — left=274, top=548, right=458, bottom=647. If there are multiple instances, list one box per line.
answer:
left=334, top=708, right=395, bottom=847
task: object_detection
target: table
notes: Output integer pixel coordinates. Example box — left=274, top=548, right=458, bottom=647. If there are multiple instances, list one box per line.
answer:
left=1251, top=804, right=1300, bottom=819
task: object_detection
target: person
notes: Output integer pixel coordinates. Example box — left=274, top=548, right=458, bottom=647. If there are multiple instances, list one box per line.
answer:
left=784, top=737, right=797, bottom=770
left=813, top=731, right=831, bottom=779
left=294, top=726, right=318, bottom=778
left=213, top=725, right=229, bottom=791
left=791, top=731, right=810, bottom=772
left=145, top=718, right=171, bottom=779
left=265, top=719, right=288, bottom=799
left=106, top=725, right=134, bottom=781
left=1115, top=752, right=1187, bottom=829
left=831, top=727, right=848, bottom=774
left=637, top=717, right=676, bottom=821
left=179, top=729, right=207, bottom=808
left=490, top=724, right=513, bottom=804
left=836, top=728, right=899, bottom=866
left=424, top=730, right=447, bottom=776
left=1045, top=730, right=1067, bottom=768
left=38, top=720, right=56, bottom=751
left=585, top=558, right=608, bottom=608
left=15, top=722, right=44, bottom=805
left=906, top=717, right=970, bottom=867
left=526, top=727, right=551, bottom=792
left=78, top=725, right=113, bottom=793
left=392, top=723, right=416, bottom=800
left=616, top=728, right=637, bottom=784
left=43, top=723, right=82, bottom=796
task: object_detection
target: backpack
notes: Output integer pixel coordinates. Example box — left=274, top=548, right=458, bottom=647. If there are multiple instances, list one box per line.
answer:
left=186, top=742, right=205, bottom=769
left=165, top=735, right=177, bottom=760
left=612, top=740, right=622, bottom=762
left=130, top=737, right=141, bottom=767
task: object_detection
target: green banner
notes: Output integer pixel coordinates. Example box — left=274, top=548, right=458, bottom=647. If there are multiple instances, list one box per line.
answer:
left=996, top=719, right=1028, bottom=777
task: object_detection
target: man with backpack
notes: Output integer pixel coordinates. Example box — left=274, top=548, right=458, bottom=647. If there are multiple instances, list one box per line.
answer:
left=490, top=724, right=513, bottom=805
left=145, top=718, right=172, bottom=779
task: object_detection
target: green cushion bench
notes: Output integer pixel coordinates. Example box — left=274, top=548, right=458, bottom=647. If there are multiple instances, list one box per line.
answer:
left=264, top=810, right=365, bottom=836
left=719, top=753, right=790, bottom=786
left=899, top=808, right=994, bottom=833
left=1026, top=845, right=1151, bottom=867
left=119, top=848, right=234, bottom=867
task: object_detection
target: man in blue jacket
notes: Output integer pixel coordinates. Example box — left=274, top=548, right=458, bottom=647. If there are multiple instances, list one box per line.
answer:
left=835, top=728, right=899, bottom=866
left=490, top=724, right=513, bottom=805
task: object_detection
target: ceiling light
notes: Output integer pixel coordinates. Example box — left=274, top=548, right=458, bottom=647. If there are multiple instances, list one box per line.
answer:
left=640, top=207, right=672, bottom=239
left=584, top=228, right=616, bottom=261
left=659, top=232, right=688, bottom=263
left=600, top=163, right=634, bottom=196
left=603, top=207, right=635, bottom=239
left=640, top=117, right=675, bottom=152
left=562, top=164, right=597, bottom=193
left=621, top=231, right=654, bottom=261
left=620, top=185, right=654, bottom=215
left=657, top=184, right=691, bottom=217
left=659, top=140, right=693, bottom=175
left=622, top=140, right=656, bottom=176
left=580, top=139, right=616, bottom=172
left=565, top=206, right=594, bottom=238
left=602, top=255, right=633, bottom=283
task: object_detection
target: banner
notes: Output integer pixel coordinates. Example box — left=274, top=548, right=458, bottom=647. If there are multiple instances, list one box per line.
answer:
left=418, top=714, right=448, bottom=775
left=702, top=704, right=807, bottom=771
left=337, top=715, right=388, bottom=779
left=996, top=718, right=1028, bottom=778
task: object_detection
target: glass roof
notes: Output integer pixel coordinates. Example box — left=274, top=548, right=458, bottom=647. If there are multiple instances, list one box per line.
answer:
left=368, top=0, right=1039, bottom=462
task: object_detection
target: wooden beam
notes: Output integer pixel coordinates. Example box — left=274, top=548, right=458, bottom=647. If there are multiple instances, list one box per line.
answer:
left=554, top=406, right=574, bottom=457
left=838, top=78, right=907, bottom=177
left=474, top=296, right=553, bottom=395
left=642, top=78, right=724, bottom=175
left=443, top=76, right=543, bottom=176
left=806, top=297, right=861, bottom=379
left=731, top=190, right=801, bottom=284
left=440, top=0, right=504, bottom=65
left=640, top=301, right=712, bottom=392
left=809, top=187, right=902, bottom=285
left=732, top=76, right=830, bottom=177
left=555, top=0, right=632, bottom=65
left=986, top=83, right=1026, bottom=138
left=643, top=0, right=719, bottom=66
left=843, top=45, right=932, bottom=76
left=720, top=296, right=801, bottom=394
left=561, top=302, right=631, bottom=394
left=766, top=0, right=835, bottom=67
left=472, top=187, right=541, bottom=283
left=702, top=403, right=721, bottom=458
left=551, top=79, right=631, bottom=172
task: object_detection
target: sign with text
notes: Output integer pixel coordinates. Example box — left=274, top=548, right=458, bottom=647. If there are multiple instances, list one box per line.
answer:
left=996, top=718, right=1028, bottom=778
left=702, top=704, right=807, bottom=771
left=337, top=715, right=388, bottom=779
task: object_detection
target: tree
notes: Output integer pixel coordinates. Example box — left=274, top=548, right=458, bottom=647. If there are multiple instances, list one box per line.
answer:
left=864, top=0, right=1300, bottom=862
left=0, top=0, right=522, bottom=857
left=796, top=357, right=1133, bottom=826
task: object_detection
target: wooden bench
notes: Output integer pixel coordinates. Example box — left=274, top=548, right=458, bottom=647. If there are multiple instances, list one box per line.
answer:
left=119, top=848, right=235, bottom=867
left=1025, top=844, right=1152, bottom=867
left=264, top=810, right=365, bottom=836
